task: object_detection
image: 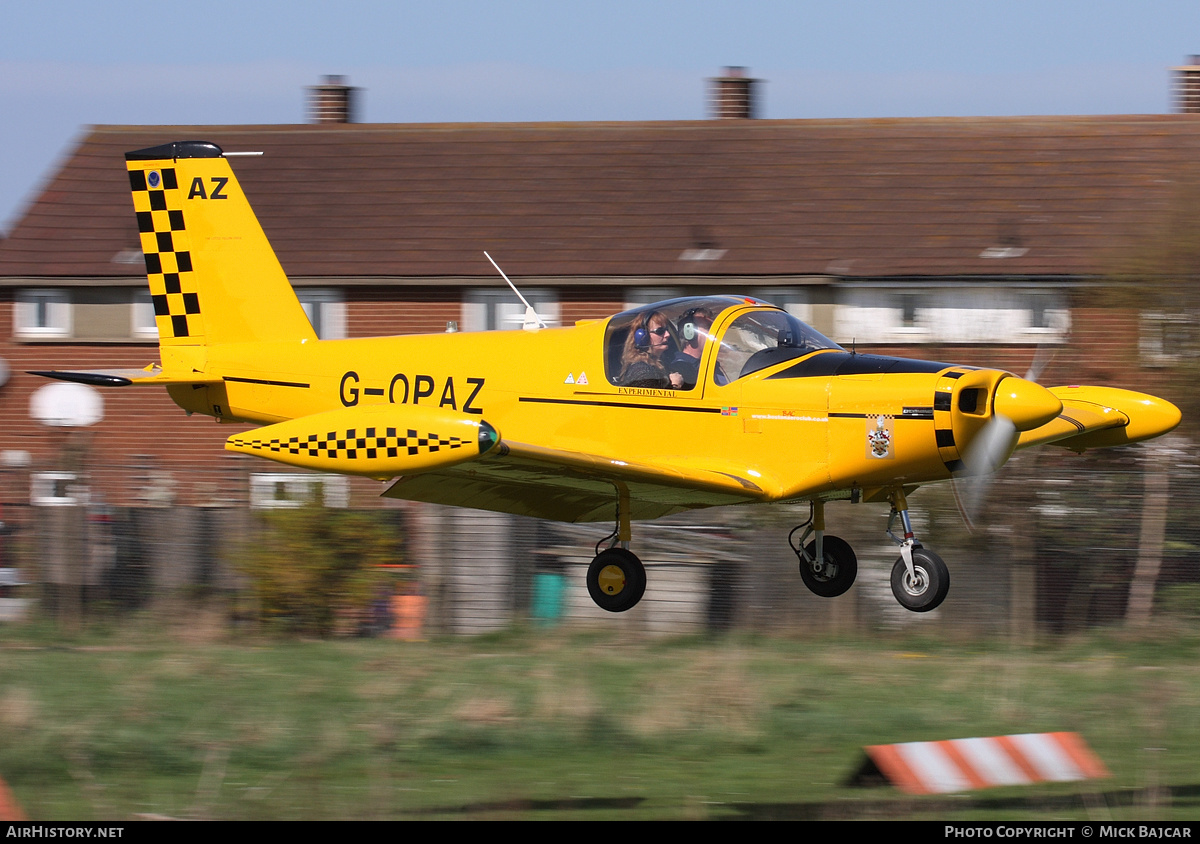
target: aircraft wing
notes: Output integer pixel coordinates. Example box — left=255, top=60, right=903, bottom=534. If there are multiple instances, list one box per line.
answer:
left=28, top=366, right=221, bottom=387
left=1017, top=385, right=1181, bottom=452
left=381, top=439, right=769, bottom=522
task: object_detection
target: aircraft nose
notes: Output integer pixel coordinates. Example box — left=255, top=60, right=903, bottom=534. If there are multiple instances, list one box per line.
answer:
left=992, top=377, right=1063, bottom=432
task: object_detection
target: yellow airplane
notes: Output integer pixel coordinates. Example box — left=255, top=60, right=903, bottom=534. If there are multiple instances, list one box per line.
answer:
left=33, top=141, right=1182, bottom=614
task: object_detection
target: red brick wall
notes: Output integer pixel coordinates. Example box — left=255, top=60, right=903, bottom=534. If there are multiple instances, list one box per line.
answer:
left=559, top=290, right=625, bottom=325
left=347, top=286, right=460, bottom=336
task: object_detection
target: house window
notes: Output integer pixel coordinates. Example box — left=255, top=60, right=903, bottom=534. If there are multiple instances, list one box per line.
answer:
left=296, top=289, right=346, bottom=340
left=17, top=287, right=179, bottom=341
left=834, top=285, right=1070, bottom=345
left=1140, top=311, right=1195, bottom=367
left=462, top=289, right=559, bottom=331
left=623, top=287, right=685, bottom=310
left=249, top=473, right=349, bottom=509
left=748, top=286, right=814, bottom=325
left=132, top=290, right=159, bottom=339
left=1024, top=292, right=1070, bottom=336
left=897, top=293, right=923, bottom=329
left=31, top=473, right=88, bottom=507
left=14, top=290, right=71, bottom=339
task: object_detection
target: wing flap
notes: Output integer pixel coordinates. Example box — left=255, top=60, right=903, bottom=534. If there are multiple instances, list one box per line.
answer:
left=382, top=439, right=768, bottom=522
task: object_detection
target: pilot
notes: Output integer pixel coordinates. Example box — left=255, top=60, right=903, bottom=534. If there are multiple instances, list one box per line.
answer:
left=667, top=307, right=715, bottom=389
left=619, top=310, right=675, bottom=388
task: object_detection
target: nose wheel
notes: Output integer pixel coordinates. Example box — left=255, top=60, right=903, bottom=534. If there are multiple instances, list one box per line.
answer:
left=890, top=548, right=950, bottom=612
left=885, top=488, right=950, bottom=612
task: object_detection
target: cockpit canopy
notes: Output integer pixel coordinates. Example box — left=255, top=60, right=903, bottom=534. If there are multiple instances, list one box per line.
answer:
left=604, top=296, right=843, bottom=390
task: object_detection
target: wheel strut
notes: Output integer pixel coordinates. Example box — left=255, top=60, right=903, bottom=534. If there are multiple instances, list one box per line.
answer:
left=886, top=488, right=920, bottom=581
left=588, top=484, right=647, bottom=613
left=884, top=487, right=950, bottom=612
left=789, top=500, right=857, bottom=598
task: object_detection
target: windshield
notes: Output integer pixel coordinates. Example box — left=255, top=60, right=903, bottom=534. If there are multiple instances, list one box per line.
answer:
left=715, top=310, right=843, bottom=382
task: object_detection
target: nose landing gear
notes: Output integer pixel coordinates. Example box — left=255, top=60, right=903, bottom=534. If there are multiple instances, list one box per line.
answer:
left=885, top=488, right=950, bottom=613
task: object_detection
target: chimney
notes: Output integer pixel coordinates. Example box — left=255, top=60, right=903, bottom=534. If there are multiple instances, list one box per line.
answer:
left=308, top=75, right=358, bottom=124
left=1174, top=56, right=1200, bottom=114
left=709, top=67, right=759, bottom=119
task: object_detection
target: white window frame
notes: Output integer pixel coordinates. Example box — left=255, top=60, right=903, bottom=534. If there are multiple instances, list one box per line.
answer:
left=747, top=286, right=814, bottom=325
left=31, top=472, right=88, bottom=507
left=296, top=288, right=346, bottom=340
left=249, top=473, right=349, bottom=509
left=834, top=285, right=1070, bottom=345
left=623, top=287, right=685, bottom=311
left=462, top=288, right=560, bottom=332
left=1140, top=311, right=1193, bottom=367
left=14, top=289, right=71, bottom=339
left=131, top=289, right=159, bottom=340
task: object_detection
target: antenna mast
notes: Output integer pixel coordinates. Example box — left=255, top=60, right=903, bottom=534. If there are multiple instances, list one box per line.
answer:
left=484, top=252, right=546, bottom=330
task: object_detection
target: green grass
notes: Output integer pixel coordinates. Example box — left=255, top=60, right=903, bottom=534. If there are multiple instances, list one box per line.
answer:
left=2, top=614, right=1200, bottom=820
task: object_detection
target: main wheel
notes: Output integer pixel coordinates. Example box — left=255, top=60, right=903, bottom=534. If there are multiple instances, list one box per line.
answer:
left=799, top=535, right=857, bottom=598
left=890, top=548, right=950, bottom=613
left=586, top=548, right=647, bottom=613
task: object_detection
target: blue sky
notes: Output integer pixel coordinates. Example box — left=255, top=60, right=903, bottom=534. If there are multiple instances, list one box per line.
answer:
left=3, top=0, right=1199, bottom=232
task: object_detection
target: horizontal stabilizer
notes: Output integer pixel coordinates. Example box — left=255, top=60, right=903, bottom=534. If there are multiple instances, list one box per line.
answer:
left=29, top=366, right=221, bottom=387
left=1017, top=385, right=1181, bottom=452
left=226, top=404, right=498, bottom=477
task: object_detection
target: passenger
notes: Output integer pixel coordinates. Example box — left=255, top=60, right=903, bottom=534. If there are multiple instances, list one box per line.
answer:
left=619, top=310, right=675, bottom=388
left=667, top=307, right=715, bottom=389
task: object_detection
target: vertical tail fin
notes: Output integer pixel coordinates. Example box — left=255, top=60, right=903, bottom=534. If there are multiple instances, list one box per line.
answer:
left=125, top=141, right=316, bottom=347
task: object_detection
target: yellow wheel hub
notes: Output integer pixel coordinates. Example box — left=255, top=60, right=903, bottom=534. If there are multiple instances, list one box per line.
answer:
left=597, top=564, right=626, bottom=595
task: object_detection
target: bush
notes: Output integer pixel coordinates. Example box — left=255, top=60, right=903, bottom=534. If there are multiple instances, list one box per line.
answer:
left=233, top=504, right=402, bottom=636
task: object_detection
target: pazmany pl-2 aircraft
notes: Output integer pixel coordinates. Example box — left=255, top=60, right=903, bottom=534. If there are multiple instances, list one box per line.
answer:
left=34, top=141, right=1182, bottom=614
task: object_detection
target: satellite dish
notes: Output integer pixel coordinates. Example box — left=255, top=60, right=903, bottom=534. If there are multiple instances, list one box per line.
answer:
left=30, top=382, right=104, bottom=427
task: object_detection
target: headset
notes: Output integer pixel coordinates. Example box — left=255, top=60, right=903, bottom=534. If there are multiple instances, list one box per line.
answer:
left=632, top=314, right=651, bottom=351
left=632, top=312, right=671, bottom=351
left=680, top=307, right=715, bottom=344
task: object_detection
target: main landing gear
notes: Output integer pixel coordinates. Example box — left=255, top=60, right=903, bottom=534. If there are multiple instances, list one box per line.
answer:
left=789, top=491, right=950, bottom=613
left=586, top=488, right=647, bottom=613
left=789, top=501, right=858, bottom=598
left=587, top=547, right=646, bottom=613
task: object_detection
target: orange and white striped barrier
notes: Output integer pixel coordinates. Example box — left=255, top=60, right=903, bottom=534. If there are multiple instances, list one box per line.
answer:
left=0, top=774, right=25, bottom=821
left=862, top=732, right=1110, bottom=795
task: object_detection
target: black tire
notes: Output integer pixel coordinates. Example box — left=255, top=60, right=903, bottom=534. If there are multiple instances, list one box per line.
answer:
left=586, top=548, right=647, bottom=613
left=890, top=548, right=950, bottom=612
left=799, top=535, right=857, bottom=598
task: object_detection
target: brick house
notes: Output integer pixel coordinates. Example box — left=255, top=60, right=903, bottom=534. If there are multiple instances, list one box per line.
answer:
left=0, top=106, right=1195, bottom=507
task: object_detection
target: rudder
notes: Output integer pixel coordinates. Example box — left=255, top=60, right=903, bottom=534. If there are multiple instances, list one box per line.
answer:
left=125, top=141, right=316, bottom=347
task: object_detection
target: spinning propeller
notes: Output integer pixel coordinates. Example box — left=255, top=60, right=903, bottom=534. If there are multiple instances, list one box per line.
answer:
left=951, top=374, right=1063, bottom=533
